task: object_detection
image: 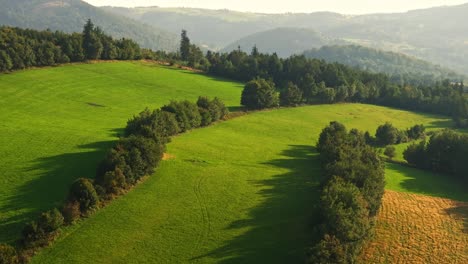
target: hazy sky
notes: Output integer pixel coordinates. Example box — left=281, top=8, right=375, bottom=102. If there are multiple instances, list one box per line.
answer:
left=83, top=0, right=468, bottom=14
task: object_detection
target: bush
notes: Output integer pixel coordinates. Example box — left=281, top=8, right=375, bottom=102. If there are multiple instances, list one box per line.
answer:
left=384, top=145, right=396, bottom=159
left=162, top=100, right=201, bottom=132
left=125, top=108, right=180, bottom=144
left=37, top=208, right=64, bottom=233
left=407, top=124, right=426, bottom=139
left=100, top=168, right=127, bottom=195
left=21, top=221, right=45, bottom=248
left=61, top=201, right=81, bottom=224
left=308, top=235, right=346, bottom=264
left=241, top=78, right=279, bottom=109
left=375, top=122, right=399, bottom=145
left=280, top=82, right=303, bottom=106
left=0, top=243, right=18, bottom=264
left=68, top=178, right=99, bottom=213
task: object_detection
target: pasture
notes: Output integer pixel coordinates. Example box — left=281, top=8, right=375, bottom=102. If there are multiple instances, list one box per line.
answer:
left=29, top=103, right=461, bottom=263
left=0, top=61, right=243, bottom=244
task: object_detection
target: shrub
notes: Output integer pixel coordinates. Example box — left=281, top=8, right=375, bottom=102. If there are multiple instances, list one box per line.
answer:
left=162, top=100, right=201, bottom=132
left=280, top=82, right=303, bottom=106
left=21, top=221, right=45, bottom=248
left=375, top=122, right=399, bottom=145
left=308, top=235, right=346, bottom=264
left=100, top=168, right=126, bottom=195
left=125, top=109, right=179, bottom=144
left=61, top=201, right=81, bottom=224
left=68, top=178, right=99, bottom=213
left=37, top=208, right=64, bottom=233
left=407, top=124, right=425, bottom=139
left=241, top=78, right=279, bottom=109
left=384, top=145, right=396, bottom=160
left=0, top=243, right=18, bottom=264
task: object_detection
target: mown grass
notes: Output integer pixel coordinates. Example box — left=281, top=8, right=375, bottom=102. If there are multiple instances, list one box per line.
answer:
left=30, top=103, right=459, bottom=263
left=0, top=61, right=243, bottom=244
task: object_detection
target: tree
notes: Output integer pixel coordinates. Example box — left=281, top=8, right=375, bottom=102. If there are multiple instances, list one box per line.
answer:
left=180, top=30, right=191, bottom=61
left=280, top=82, right=303, bottom=106
left=384, top=145, right=396, bottom=160
left=68, top=178, right=99, bottom=213
left=241, top=78, right=279, bottom=109
left=82, top=19, right=103, bottom=60
left=375, top=122, right=399, bottom=145
left=0, top=244, right=18, bottom=264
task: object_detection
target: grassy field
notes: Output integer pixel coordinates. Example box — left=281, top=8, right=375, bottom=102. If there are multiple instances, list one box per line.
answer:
left=29, top=103, right=462, bottom=263
left=0, top=61, right=243, bottom=244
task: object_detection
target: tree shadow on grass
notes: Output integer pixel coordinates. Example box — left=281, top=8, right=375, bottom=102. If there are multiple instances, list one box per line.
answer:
left=193, top=145, right=323, bottom=263
left=445, top=203, right=468, bottom=234
left=0, top=138, right=115, bottom=244
left=387, top=163, right=468, bottom=202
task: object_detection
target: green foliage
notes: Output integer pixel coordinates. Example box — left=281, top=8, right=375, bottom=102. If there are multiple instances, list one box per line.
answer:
left=280, top=82, right=303, bottom=106
left=314, top=121, right=385, bottom=263
left=375, top=122, right=399, bottom=145
left=68, top=178, right=99, bottom=214
left=407, top=124, right=426, bottom=140
left=308, top=235, right=347, bottom=264
left=180, top=30, right=191, bottom=61
left=61, top=202, right=81, bottom=225
left=162, top=100, right=202, bottom=132
left=37, top=209, right=64, bottom=234
left=125, top=109, right=180, bottom=144
left=241, top=78, right=279, bottom=109
left=0, top=244, right=18, bottom=264
left=384, top=145, right=397, bottom=159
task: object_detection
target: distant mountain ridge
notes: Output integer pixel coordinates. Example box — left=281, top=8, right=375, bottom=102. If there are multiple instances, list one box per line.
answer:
left=0, top=0, right=178, bottom=51
left=222, top=28, right=347, bottom=57
left=303, top=45, right=464, bottom=83
left=102, top=4, right=468, bottom=74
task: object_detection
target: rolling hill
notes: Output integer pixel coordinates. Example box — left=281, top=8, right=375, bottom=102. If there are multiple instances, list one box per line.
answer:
left=0, top=61, right=466, bottom=263
left=102, top=4, right=468, bottom=74
left=304, top=45, right=464, bottom=82
left=221, top=28, right=345, bottom=57
left=0, top=61, right=242, bottom=245
left=0, top=0, right=178, bottom=51
left=29, top=102, right=466, bottom=263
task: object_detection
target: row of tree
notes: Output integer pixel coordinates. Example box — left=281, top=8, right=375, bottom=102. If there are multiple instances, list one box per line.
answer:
left=177, top=32, right=467, bottom=126
left=0, top=20, right=144, bottom=72
left=0, top=97, right=228, bottom=263
left=404, top=130, right=468, bottom=186
left=309, top=122, right=385, bottom=263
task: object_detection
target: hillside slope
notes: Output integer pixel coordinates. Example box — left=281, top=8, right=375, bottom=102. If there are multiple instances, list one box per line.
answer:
left=304, top=45, right=464, bottom=82
left=102, top=4, right=468, bottom=73
left=0, top=61, right=242, bottom=244
left=222, top=28, right=345, bottom=57
left=30, top=104, right=462, bottom=263
left=0, top=0, right=178, bottom=51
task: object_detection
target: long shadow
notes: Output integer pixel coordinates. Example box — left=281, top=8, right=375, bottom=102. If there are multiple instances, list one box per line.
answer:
left=0, top=137, right=116, bottom=244
left=445, top=203, right=468, bottom=234
left=194, top=145, right=323, bottom=263
left=388, top=163, right=468, bottom=202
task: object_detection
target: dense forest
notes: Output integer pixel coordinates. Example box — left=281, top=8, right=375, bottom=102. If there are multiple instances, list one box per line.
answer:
left=0, top=20, right=146, bottom=72
left=0, top=0, right=177, bottom=51
left=303, top=45, right=463, bottom=86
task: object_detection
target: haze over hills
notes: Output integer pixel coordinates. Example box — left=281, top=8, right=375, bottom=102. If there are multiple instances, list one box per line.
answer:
left=303, top=45, right=464, bottom=83
left=102, top=4, right=468, bottom=74
left=222, top=28, right=347, bottom=58
left=0, top=0, right=178, bottom=51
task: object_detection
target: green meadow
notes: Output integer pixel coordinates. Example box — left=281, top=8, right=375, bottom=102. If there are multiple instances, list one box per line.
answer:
left=30, top=103, right=462, bottom=263
left=1, top=62, right=465, bottom=263
left=0, top=61, right=243, bottom=244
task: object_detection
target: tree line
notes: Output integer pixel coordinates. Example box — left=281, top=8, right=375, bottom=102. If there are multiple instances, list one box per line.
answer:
left=308, top=122, right=385, bottom=263
left=173, top=31, right=467, bottom=127
left=0, top=97, right=228, bottom=263
left=404, top=130, right=468, bottom=186
left=0, top=19, right=147, bottom=72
